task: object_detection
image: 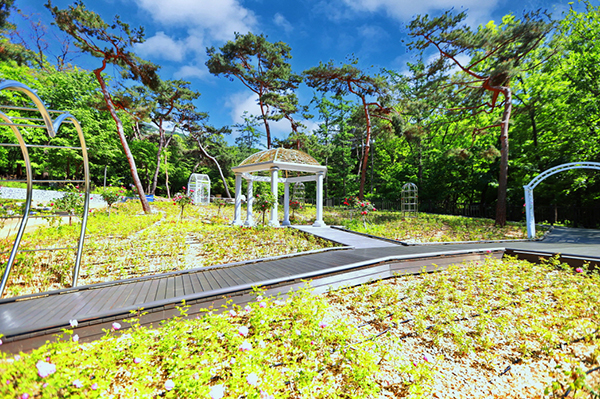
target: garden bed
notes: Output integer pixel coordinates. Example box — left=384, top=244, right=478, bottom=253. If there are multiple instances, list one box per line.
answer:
left=0, top=202, right=337, bottom=298
left=0, top=256, right=597, bottom=398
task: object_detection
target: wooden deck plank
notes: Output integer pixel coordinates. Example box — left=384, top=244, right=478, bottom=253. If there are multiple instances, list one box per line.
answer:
left=50, top=289, right=108, bottom=322
left=67, top=287, right=117, bottom=319
left=81, top=286, right=125, bottom=316
left=218, top=267, right=248, bottom=286
left=227, top=266, right=262, bottom=284
left=203, top=270, right=223, bottom=290
left=180, top=274, right=192, bottom=296
left=166, top=277, right=176, bottom=300
left=211, top=268, right=237, bottom=287
left=29, top=291, right=104, bottom=327
left=2, top=295, right=72, bottom=330
left=100, top=283, right=138, bottom=312
left=115, top=281, right=150, bottom=310
left=187, top=272, right=203, bottom=293
left=144, top=279, right=161, bottom=303
left=239, top=264, right=276, bottom=282
left=193, top=271, right=211, bottom=292
left=207, top=270, right=229, bottom=289
left=155, top=278, right=168, bottom=301
left=175, top=275, right=186, bottom=298
left=132, top=280, right=153, bottom=304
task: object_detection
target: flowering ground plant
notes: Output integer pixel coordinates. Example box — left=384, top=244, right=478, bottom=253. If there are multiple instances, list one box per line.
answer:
left=252, top=192, right=276, bottom=225
left=51, top=184, right=85, bottom=226
left=0, top=286, right=379, bottom=398
left=289, top=200, right=302, bottom=220
left=173, top=187, right=194, bottom=219
left=342, top=196, right=376, bottom=228
left=98, top=186, right=125, bottom=216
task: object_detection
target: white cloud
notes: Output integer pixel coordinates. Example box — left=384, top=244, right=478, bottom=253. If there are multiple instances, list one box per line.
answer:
left=135, top=31, right=187, bottom=62
left=338, top=0, right=500, bottom=24
left=226, top=91, right=306, bottom=142
left=133, top=0, right=258, bottom=42
left=273, top=13, right=293, bottom=34
left=174, top=65, right=208, bottom=80
left=358, top=25, right=388, bottom=40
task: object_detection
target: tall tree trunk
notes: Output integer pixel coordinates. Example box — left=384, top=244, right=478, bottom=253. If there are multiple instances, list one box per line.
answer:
left=150, top=131, right=174, bottom=195
left=164, top=151, right=171, bottom=199
left=259, top=96, right=272, bottom=149
left=193, top=135, right=232, bottom=198
left=495, top=88, right=512, bottom=227
left=358, top=97, right=372, bottom=200
left=93, top=66, right=151, bottom=213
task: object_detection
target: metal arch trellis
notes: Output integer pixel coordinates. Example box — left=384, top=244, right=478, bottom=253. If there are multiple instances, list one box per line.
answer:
left=524, top=162, right=600, bottom=239
left=0, top=80, right=90, bottom=298
left=187, top=174, right=210, bottom=205
left=292, top=181, right=305, bottom=205
left=401, top=182, right=418, bottom=217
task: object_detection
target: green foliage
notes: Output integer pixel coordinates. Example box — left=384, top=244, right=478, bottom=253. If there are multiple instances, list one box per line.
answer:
left=97, top=186, right=124, bottom=216
left=325, top=256, right=600, bottom=396
left=1, top=202, right=336, bottom=296
left=206, top=32, right=302, bottom=148
left=51, top=184, right=84, bottom=225
left=0, top=286, right=379, bottom=398
left=325, top=208, right=535, bottom=242
left=172, top=189, right=193, bottom=219
left=252, top=191, right=276, bottom=225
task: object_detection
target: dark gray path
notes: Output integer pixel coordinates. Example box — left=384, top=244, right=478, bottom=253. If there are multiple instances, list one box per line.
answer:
left=0, top=225, right=598, bottom=353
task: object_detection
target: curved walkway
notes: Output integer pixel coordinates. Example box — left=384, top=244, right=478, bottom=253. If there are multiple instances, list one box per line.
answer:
left=0, top=225, right=598, bottom=354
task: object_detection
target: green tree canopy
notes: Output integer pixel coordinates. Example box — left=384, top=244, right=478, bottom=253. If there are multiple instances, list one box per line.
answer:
left=206, top=32, right=302, bottom=149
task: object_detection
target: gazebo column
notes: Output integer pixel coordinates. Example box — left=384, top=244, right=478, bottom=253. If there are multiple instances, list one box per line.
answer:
left=313, top=171, right=326, bottom=227
left=282, top=181, right=291, bottom=226
left=244, top=178, right=255, bottom=227
left=232, top=173, right=243, bottom=226
left=269, top=167, right=280, bottom=227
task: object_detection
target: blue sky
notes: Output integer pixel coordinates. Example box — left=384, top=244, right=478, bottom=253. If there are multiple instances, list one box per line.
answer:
left=14, top=0, right=576, bottom=144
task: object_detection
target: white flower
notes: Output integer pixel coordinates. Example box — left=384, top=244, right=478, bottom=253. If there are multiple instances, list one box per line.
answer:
left=117, top=334, right=131, bottom=342
left=238, top=326, right=249, bottom=337
left=246, top=372, right=259, bottom=386
left=72, top=334, right=79, bottom=343
left=239, top=340, right=252, bottom=352
left=69, top=319, right=78, bottom=328
left=112, top=322, right=121, bottom=330
left=164, top=379, right=175, bottom=391
left=209, top=384, right=226, bottom=399
left=36, top=361, right=56, bottom=378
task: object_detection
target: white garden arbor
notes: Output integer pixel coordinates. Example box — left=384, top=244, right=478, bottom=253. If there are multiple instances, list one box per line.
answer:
left=524, top=162, right=600, bottom=238
left=231, top=148, right=327, bottom=227
left=187, top=173, right=210, bottom=205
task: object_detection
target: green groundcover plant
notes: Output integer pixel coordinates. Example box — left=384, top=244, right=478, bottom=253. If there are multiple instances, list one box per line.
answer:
left=1, top=257, right=599, bottom=397
left=0, top=286, right=379, bottom=399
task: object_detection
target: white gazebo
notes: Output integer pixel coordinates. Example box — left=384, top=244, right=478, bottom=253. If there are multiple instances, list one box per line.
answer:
left=231, top=148, right=327, bottom=227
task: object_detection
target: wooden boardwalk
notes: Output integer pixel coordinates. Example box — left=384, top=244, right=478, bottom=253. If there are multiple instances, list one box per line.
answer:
left=0, top=225, right=598, bottom=353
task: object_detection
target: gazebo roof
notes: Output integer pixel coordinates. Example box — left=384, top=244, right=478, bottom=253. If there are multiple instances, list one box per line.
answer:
left=232, top=148, right=326, bottom=174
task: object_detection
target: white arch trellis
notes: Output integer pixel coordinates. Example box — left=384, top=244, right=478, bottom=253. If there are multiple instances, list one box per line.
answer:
left=524, top=162, right=600, bottom=238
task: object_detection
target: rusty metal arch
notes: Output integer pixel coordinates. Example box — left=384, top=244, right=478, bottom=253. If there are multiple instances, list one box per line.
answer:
left=0, top=80, right=90, bottom=297
left=524, top=162, right=600, bottom=238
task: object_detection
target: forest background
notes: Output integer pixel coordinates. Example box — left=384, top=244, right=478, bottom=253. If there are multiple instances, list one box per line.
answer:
left=0, top=0, right=598, bottom=227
